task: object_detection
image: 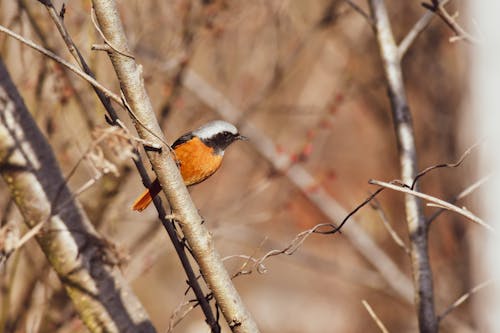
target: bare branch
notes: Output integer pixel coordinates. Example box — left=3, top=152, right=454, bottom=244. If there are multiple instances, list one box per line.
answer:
left=90, top=1, right=259, bottom=332
left=421, top=0, right=480, bottom=44
left=0, top=24, right=123, bottom=105
left=411, top=140, right=482, bottom=190
left=438, top=279, right=494, bottom=322
left=368, top=0, right=438, bottom=331
left=371, top=199, right=410, bottom=254
left=398, top=0, right=448, bottom=58
left=90, top=7, right=135, bottom=59
left=254, top=223, right=336, bottom=272
left=342, top=0, right=374, bottom=25
left=369, top=179, right=493, bottom=232
left=427, top=174, right=491, bottom=224
left=33, top=0, right=220, bottom=328
left=183, top=69, right=415, bottom=304
left=0, top=59, right=155, bottom=333
left=167, top=299, right=195, bottom=333
left=362, top=300, right=389, bottom=333
left=38, top=0, right=119, bottom=122
left=0, top=20, right=164, bottom=148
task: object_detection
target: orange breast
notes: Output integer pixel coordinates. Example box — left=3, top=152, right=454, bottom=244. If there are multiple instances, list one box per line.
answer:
left=174, top=137, right=223, bottom=186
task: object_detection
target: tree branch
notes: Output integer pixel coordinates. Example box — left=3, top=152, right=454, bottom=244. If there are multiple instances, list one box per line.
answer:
left=33, top=0, right=220, bottom=329
left=438, top=279, right=494, bottom=322
left=90, top=1, right=259, bottom=332
left=0, top=59, right=155, bottom=333
left=0, top=24, right=123, bottom=106
left=421, top=0, right=479, bottom=44
left=369, top=179, right=493, bottom=232
left=368, top=0, right=438, bottom=331
left=398, top=0, right=448, bottom=58
left=182, top=68, right=415, bottom=304
left=362, top=300, right=389, bottom=333
left=181, top=65, right=472, bottom=332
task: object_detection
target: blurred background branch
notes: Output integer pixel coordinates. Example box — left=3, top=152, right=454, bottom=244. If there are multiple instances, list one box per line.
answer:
left=0, top=0, right=489, bottom=332
left=369, top=0, right=437, bottom=331
left=90, top=0, right=259, bottom=331
left=0, top=58, right=155, bottom=333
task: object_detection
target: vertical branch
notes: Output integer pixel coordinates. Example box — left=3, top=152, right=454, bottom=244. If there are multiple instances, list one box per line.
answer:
left=33, top=0, right=220, bottom=329
left=0, top=59, right=155, bottom=333
left=90, top=1, right=259, bottom=332
left=368, top=1, right=438, bottom=332
left=183, top=69, right=415, bottom=303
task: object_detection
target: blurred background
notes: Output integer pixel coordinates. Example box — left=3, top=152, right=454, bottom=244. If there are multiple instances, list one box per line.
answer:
left=0, top=0, right=490, bottom=332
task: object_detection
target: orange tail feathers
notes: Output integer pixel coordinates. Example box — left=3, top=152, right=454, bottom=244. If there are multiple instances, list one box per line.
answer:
left=132, top=179, right=162, bottom=211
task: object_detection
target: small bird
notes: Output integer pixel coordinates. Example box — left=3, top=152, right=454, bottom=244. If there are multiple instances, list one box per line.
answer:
left=132, top=120, right=247, bottom=211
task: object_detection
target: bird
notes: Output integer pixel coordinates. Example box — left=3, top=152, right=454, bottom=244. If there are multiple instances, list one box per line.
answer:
left=132, top=120, right=247, bottom=211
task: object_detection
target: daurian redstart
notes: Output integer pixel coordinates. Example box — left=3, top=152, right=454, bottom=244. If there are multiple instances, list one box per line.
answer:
left=132, top=120, right=246, bottom=211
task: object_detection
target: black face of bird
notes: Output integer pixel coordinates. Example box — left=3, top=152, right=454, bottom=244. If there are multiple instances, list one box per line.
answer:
left=203, top=131, right=247, bottom=154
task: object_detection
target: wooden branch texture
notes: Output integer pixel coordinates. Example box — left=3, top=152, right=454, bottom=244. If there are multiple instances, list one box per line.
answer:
left=89, top=1, right=260, bottom=332
left=0, top=59, right=155, bottom=333
left=368, top=0, right=438, bottom=332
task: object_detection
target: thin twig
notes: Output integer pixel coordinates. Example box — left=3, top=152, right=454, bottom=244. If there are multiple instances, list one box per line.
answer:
left=254, top=223, right=336, bottom=272
left=90, top=7, right=135, bottom=59
left=34, top=1, right=220, bottom=328
left=1, top=131, right=115, bottom=263
left=342, top=0, right=374, bottom=25
left=438, top=279, right=494, bottom=322
left=369, top=179, right=493, bottom=232
left=19, top=0, right=95, bottom=130
left=411, top=140, right=482, bottom=189
left=315, top=188, right=386, bottom=235
left=369, top=0, right=437, bottom=330
left=370, top=199, right=410, bottom=254
left=0, top=24, right=123, bottom=105
left=183, top=69, right=415, bottom=304
left=223, top=254, right=267, bottom=277
left=362, top=300, right=389, bottom=333
left=398, top=0, right=448, bottom=58
left=0, top=57, right=156, bottom=333
left=10, top=222, right=43, bottom=254
left=91, top=0, right=257, bottom=331
left=427, top=174, right=491, bottom=225
left=39, top=0, right=119, bottom=122
left=167, top=299, right=195, bottom=333
left=0, top=23, right=163, bottom=147
left=421, top=0, right=480, bottom=44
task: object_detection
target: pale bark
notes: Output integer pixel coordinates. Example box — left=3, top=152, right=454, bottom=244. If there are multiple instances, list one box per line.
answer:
left=368, top=1, right=437, bottom=332
left=0, top=59, right=155, bottom=333
left=90, top=1, right=260, bottom=332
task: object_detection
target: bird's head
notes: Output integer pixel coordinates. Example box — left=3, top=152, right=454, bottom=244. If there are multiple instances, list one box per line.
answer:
left=193, top=120, right=247, bottom=155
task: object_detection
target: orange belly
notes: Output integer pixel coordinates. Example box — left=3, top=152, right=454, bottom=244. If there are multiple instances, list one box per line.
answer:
left=131, top=137, right=222, bottom=211
left=175, top=137, right=223, bottom=185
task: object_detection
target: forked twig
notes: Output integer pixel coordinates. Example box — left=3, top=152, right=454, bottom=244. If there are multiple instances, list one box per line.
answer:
left=421, top=0, right=480, bottom=44
left=427, top=174, right=491, bottom=224
left=0, top=24, right=122, bottom=104
left=90, top=7, right=135, bottom=59
left=411, top=140, right=482, bottom=189
left=369, top=179, right=493, bottom=232
left=255, top=223, right=335, bottom=272
left=315, top=188, right=386, bottom=235
left=399, top=0, right=449, bottom=57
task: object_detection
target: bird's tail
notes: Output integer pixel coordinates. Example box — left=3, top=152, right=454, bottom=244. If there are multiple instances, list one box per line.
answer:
left=132, top=179, right=162, bottom=211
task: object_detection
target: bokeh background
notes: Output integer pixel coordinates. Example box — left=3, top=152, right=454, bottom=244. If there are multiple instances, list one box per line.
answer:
left=0, top=1, right=485, bottom=332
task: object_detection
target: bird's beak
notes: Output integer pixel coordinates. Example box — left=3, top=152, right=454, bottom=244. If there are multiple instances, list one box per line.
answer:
left=237, top=134, right=248, bottom=141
